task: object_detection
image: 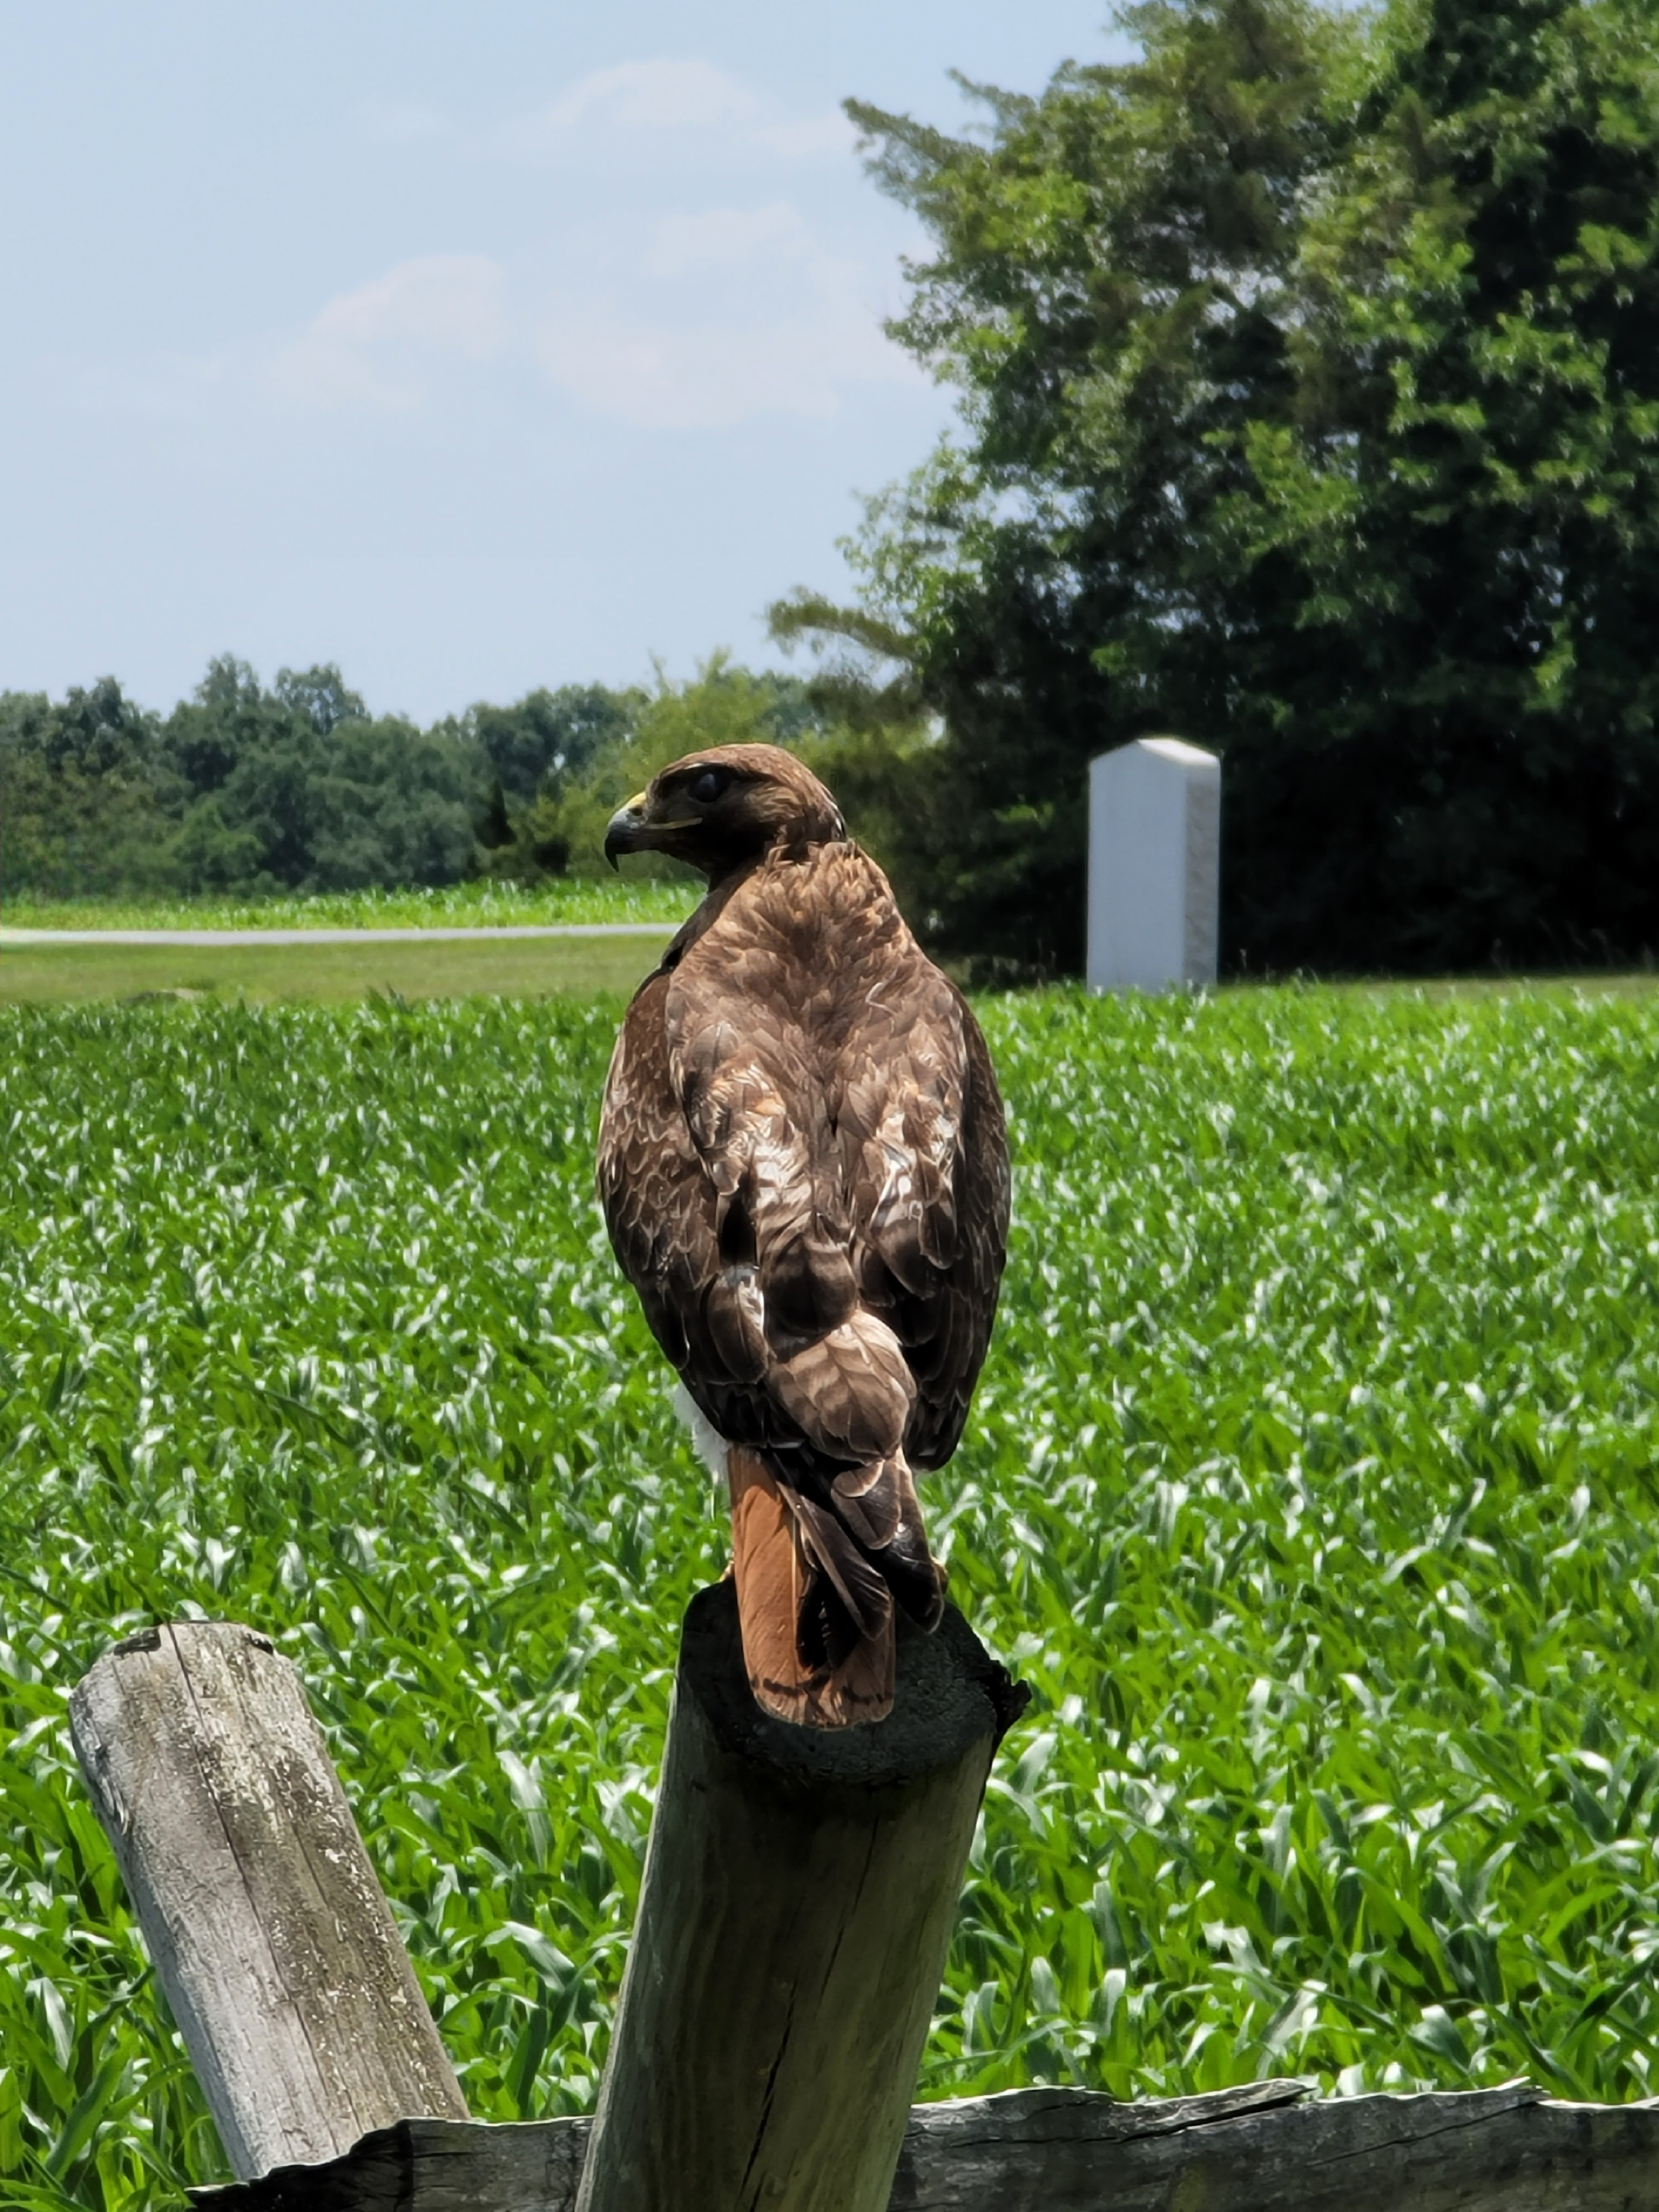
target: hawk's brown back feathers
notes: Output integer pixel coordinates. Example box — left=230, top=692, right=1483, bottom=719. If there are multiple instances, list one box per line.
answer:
left=597, top=745, right=1009, bottom=1725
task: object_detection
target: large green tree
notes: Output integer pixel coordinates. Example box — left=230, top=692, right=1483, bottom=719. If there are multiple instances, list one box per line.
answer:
left=780, top=0, right=1659, bottom=973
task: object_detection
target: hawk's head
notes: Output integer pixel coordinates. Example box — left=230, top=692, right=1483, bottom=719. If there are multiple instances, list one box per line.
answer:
left=604, top=744, right=847, bottom=881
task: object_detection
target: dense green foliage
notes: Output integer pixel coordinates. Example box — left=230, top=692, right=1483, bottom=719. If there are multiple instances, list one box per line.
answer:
left=0, top=660, right=820, bottom=907
left=3, top=985, right=1659, bottom=2206
left=777, top=0, right=1659, bottom=974
left=0, top=682, right=185, bottom=904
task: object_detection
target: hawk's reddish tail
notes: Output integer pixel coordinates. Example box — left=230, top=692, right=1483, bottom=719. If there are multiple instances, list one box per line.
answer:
left=725, top=1444, right=941, bottom=1729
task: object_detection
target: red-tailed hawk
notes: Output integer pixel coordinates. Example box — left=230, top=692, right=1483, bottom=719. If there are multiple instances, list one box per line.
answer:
left=597, top=744, right=1009, bottom=1728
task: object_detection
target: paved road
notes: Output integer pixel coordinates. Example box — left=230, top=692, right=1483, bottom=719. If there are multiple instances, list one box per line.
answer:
left=0, top=922, right=677, bottom=948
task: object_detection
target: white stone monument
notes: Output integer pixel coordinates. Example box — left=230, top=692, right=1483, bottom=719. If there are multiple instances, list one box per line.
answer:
left=1087, top=736, right=1221, bottom=993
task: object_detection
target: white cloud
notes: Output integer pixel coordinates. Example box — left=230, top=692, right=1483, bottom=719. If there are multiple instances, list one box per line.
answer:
left=255, top=190, right=917, bottom=433
left=535, top=275, right=912, bottom=432
left=498, top=59, right=760, bottom=161
left=490, top=60, right=855, bottom=168
left=344, top=63, right=857, bottom=174
left=251, top=61, right=921, bottom=436
left=270, top=256, right=508, bottom=410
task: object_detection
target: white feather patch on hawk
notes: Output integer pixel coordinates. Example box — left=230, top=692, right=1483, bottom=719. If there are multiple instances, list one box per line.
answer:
left=596, top=743, right=1009, bottom=1727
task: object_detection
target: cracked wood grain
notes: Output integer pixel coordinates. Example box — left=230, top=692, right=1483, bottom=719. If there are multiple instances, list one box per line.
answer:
left=570, top=1579, right=1027, bottom=2212
left=190, top=2083, right=1659, bottom=2210
left=70, top=1620, right=467, bottom=2181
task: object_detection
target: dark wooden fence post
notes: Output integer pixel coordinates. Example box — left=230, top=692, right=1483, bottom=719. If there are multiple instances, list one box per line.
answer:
left=69, top=1621, right=468, bottom=2180
left=573, top=1579, right=1027, bottom=2212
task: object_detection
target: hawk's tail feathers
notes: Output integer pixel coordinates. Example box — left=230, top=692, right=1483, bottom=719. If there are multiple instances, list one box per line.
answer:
left=726, top=1446, right=895, bottom=1728
left=831, top=1454, right=945, bottom=1633
left=725, top=1444, right=946, bottom=1730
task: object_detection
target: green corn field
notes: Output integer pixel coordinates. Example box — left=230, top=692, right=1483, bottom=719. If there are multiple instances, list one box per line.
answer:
left=3, top=982, right=1658, bottom=2208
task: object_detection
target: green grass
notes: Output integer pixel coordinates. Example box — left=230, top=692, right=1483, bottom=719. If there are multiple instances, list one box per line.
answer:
left=3, top=983, right=1659, bottom=2206
left=0, top=876, right=696, bottom=933
left=0, top=933, right=671, bottom=1006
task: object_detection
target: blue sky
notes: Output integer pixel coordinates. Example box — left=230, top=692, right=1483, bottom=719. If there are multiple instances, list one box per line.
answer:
left=0, top=3, right=1125, bottom=722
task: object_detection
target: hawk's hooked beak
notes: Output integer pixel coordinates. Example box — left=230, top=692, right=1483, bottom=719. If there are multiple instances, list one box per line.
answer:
left=604, top=791, right=650, bottom=871
left=603, top=789, right=701, bottom=868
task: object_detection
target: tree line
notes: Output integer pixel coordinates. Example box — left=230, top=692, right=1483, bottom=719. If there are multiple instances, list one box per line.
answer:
left=0, top=657, right=827, bottom=905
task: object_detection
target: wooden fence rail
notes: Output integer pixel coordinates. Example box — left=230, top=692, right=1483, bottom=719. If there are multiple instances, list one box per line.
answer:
left=189, top=2080, right=1659, bottom=2211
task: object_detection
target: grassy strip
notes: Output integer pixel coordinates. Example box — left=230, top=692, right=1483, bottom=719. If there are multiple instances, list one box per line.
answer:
left=0, top=877, right=696, bottom=934
left=0, top=934, right=671, bottom=1005
left=1317, top=972, right=1659, bottom=1002
left=3, top=938, right=1653, bottom=1015
left=3, top=984, right=1659, bottom=2206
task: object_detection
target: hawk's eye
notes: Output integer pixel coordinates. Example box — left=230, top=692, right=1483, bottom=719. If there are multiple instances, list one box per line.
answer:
left=687, top=767, right=730, bottom=805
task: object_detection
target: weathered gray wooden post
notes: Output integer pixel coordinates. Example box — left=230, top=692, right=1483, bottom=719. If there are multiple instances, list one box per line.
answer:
left=1088, top=735, right=1221, bottom=993
left=573, top=1580, right=1027, bottom=2212
left=69, top=1621, right=467, bottom=2178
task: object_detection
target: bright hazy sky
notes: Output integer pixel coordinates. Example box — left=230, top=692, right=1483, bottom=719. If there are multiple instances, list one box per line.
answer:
left=1, top=3, right=1126, bottom=723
